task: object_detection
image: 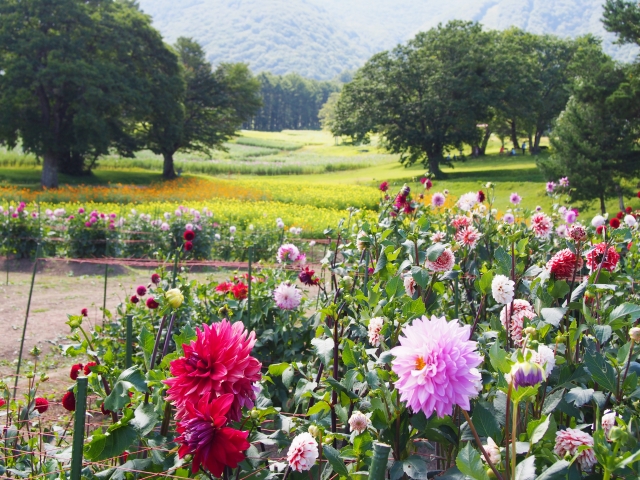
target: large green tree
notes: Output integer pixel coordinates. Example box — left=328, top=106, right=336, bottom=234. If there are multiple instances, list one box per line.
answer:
left=330, top=21, right=495, bottom=178
left=0, top=0, right=178, bottom=187
left=142, top=38, right=261, bottom=178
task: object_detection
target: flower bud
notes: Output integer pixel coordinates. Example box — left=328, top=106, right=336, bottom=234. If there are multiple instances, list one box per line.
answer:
left=66, top=315, right=83, bottom=329
left=523, top=327, right=536, bottom=337
left=166, top=288, right=184, bottom=309
left=630, top=327, right=640, bottom=343
left=250, top=409, right=260, bottom=419
left=29, top=346, right=41, bottom=357
left=341, top=276, right=353, bottom=289
left=509, top=361, right=544, bottom=390
left=308, top=425, right=320, bottom=438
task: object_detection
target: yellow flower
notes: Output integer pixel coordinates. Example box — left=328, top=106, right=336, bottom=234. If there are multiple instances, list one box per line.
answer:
left=166, top=288, right=184, bottom=309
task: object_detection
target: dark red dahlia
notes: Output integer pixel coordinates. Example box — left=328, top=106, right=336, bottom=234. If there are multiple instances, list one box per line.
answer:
left=146, top=297, right=159, bottom=309
left=184, top=230, right=196, bottom=241
left=136, top=285, right=147, bottom=296
left=176, top=394, right=250, bottom=475
left=34, top=397, right=49, bottom=414
left=84, top=362, right=97, bottom=375
left=81, top=308, right=88, bottom=317
left=616, top=211, right=624, bottom=220
left=379, top=181, right=389, bottom=192
left=299, top=266, right=320, bottom=286
left=130, top=295, right=139, bottom=304
left=70, top=363, right=83, bottom=380
left=596, top=225, right=606, bottom=235
left=232, top=282, right=248, bottom=300
left=626, top=206, right=633, bottom=214
left=637, top=191, right=640, bottom=199
left=586, top=243, right=620, bottom=272
left=62, top=391, right=75, bottom=412
left=610, top=218, right=621, bottom=229
left=100, top=403, right=111, bottom=416
left=477, top=190, right=486, bottom=203
left=164, top=320, right=262, bottom=422
left=151, top=273, right=161, bottom=284
left=184, top=241, right=193, bottom=251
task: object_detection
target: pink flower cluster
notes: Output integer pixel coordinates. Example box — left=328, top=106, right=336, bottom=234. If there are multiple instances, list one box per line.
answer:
left=500, top=300, right=536, bottom=346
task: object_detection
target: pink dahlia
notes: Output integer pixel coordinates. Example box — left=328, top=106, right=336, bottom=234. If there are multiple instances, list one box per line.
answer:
left=165, top=320, right=262, bottom=422
left=500, top=299, right=536, bottom=346
left=273, top=282, right=302, bottom=310
left=430, top=231, right=446, bottom=243
left=568, top=225, right=587, bottom=242
left=425, top=248, right=455, bottom=273
left=176, top=393, right=250, bottom=476
left=287, top=432, right=318, bottom=472
left=368, top=317, right=384, bottom=347
left=390, top=315, right=482, bottom=418
left=585, top=243, right=620, bottom=272
left=510, top=192, right=522, bottom=205
left=403, top=275, right=417, bottom=297
left=452, top=215, right=470, bottom=231
left=545, top=249, right=583, bottom=280
left=431, top=192, right=446, bottom=208
left=455, top=226, right=481, bottom=249
left=530, top=212, right=553, bottom=239
left=554, top=429, right=596, bottom=471
left=379, top=181, right=389, bottom=192
left=348, top=411, right=370, bottom=435
left=277, top=244, right=300, bottom=263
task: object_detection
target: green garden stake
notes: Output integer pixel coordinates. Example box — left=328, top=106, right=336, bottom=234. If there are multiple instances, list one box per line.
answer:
left=369, top=442, right=391, bottom=480
left=13, top=244, right=40, bottom=399
left=70, top=377, right=88, bottom=480
left=125, top=315, right=133, bottom=369
left=247, top=246, right=253, bottom=321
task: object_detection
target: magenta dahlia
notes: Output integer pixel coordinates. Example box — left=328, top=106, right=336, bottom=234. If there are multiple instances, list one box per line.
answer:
left=176, top=393, right=250, bottom=476
left=545, top=248, right=583, bottom=280
left=390, top=315, right=482, bottom=418
left=165, top=320, right=262, bottom=422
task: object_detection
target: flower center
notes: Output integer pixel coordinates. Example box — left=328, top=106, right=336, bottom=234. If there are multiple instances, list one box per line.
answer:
left=415, top=356, right=426, bottom=371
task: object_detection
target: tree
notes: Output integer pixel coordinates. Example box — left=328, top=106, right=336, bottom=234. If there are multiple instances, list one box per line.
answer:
left=141, top=38, right=262, bottom=178
left=318, top=92, right=340, bottom=131
left=539, top=48, right=639, bottom=213
left=0, top=0, right=178, bottom=187
left=331, top=21, right=495, bottom=178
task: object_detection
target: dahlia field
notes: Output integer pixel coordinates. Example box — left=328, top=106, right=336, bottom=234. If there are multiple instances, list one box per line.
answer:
left=4, top=179, right=640, bottom=480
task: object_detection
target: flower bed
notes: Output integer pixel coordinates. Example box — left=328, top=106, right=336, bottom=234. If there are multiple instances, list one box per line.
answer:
left=3, top=179, right=640, bottom=479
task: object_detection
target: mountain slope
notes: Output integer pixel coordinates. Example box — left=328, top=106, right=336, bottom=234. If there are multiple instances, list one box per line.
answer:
left=138, top=0, right=637, bottom=79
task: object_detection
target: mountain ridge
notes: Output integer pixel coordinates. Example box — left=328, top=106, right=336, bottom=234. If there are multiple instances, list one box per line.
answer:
left=137, top=0, right=637, bottom=80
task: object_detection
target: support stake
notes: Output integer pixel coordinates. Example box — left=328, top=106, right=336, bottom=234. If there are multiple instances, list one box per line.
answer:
left=70, top=377, right=88, bottom=480
left=369, top=442, right=391, bottom=480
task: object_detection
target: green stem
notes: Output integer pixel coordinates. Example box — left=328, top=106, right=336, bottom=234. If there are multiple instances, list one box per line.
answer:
left=511, top=400, right=518, bottom=480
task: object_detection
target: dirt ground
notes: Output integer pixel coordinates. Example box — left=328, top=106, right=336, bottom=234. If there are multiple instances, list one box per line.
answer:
left=0, top=258, right=228, bottom=396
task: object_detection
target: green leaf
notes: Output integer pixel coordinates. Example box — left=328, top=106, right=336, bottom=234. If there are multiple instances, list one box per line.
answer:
left=104, top=381, right=132, bottom=412
left=323, top=445, right=349, bottom=477
left=138, top=326, right=155, bottom=371
left=472, top=402, right=502, bottom=443
left=541, top=308, right=566, bottom=327
left=514, top=456, right=536, bottom=480
left=171, top=323, right=196, bottom=357
left=489, top=341, right=511, bottom=373
left=402, top=298, right=426, bottom=319
left=403, top=456, right=430, bottom=479
left=374, top=250, right=387, bottom=274
left=130, top=403, right=158, bottom=437
left=307, top=401, right=331, bottom=417
left=494, top=247, right=512, bottom=276
left=268, top=363, right=290, bottom=376
left=282, top=366, right=295, bottom=388
left=85, top=422, right=138, bottom=461
left=529, top=414, right=550, bottom=445
left=549, top=280, right=570, bottom=299
left=456, top=443, right=489, bottom=480
left=565, top=387, right=594, bottom=407
left=584, top=352, right=618, bottom=393
left=311, top=337, right=334, bottom=366
left=342, top=342, right=357, bottom=368
left=411, top=266, right=430, bottom=289
left=536, top=460, right=570, bottom=480
left=385, top=275, right=403, bottom=298
left=609, top=303, right=640, bottom=322
left=477, top=271, right=494, bottom=295
left=117, top=367, right=147, bottom=393
left=592, top=325, right=612, bottom=345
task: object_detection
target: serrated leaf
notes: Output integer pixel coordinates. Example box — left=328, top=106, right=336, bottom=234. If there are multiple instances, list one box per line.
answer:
left=311, top=337, right=334, bottom=366
left=565, top=387, right=594, bottom=407
left=536, top=460, right=570, bottom=479
left=584, top=352, right=617, bottom=393
left=541, top=308, right=566, bottom=327
left=472, top=403, right=502, bottom=443
left=514, top=456, right=536, bottom=480
left=307, top=401, right=331, bottom=417
left=173, top=323, right=196, bottom=356
left=411, top=266, right=429, bottom=289
left=403, top=456, right=430, bottom=480
left=609, top=303, right=640, bottom=322
left=138, top=326, right=155, bottom=370
left=489, top=341, right=511, bottom=373
left=130, top=403, right=158, bottom=437
left=268, top=363, right=290, bottom=376
left=529, top=414, right=550, bottom=444
left=342, top=342, right=357, bottom=368
left=117, top=367, right=147, bottom=393
left=323, top=445, right=349, bottom=477
left=592, top=325, right=612, bottom=345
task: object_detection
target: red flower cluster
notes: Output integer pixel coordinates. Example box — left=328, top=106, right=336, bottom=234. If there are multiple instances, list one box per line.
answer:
left=379, top=181, right=389, bottom=192
left=586, top=243, right=620, bottom=272
left=70, top=363, right=83, bottom=380
left=393, top=185, right=414, bottom=214
left=215, top=281, right=234, bottom=294
left=299, top=266, right=320, bottom=286
left=34, top=397, right=49, bottom=414
left=545, top=249, right=583, bottom=280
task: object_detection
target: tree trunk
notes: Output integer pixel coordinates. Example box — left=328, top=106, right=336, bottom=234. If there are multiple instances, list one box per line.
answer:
left=617, top=185, right=625, bottom=212
left=428, top=156, right=443, bottom=179
left=162, top=152, right=177, bottom=179
left=41, top=151, right=59, bottom=189
left=533, top=130, right=543, bottom=155
left=600, top=195, right=606, bottom=215
left=479, top=126, right=491, bottom=155
left=509, top=120, right=520, bottom=149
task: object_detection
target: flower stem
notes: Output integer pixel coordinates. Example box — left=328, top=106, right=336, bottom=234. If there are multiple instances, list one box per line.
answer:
left=511, top=401, right=518, bottom=480
left=461, top=409, right=503, bottom=480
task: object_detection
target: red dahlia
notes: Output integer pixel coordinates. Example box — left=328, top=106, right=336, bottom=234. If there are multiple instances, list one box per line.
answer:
left=146, top=297, right=159, bottom=309
left=176, top=393, right=250, bottom=475
left=379, top=181, right=389, bottom=192
left=34, top=397, right=49, bottom=414
left=84, top=362, right=97, bottom=375
left=545, top=249, right=583, bottom=280
left=626, top=206, right=633, bottom=214
left=477, top=190, right=486, bottom=203
left=81, top=308, right=88, bottom=317
left=184, top=241, right=193, bottom=251
left=130, top=295, right=139, bottom=304
left=299, top=266, right=320, bottom=286
left=215, top=281, right=234, bottom=294
left=62, top=391, right=75, bottom=412
left=136, top=285, right=147, bottom=296
left=151, top=273, right=161, bottom=284
left=164, top=320, right=262, bottom=422
left=70, top=363, right=83, bottom=380
left=232, top=282, right=248, bottom=300
left=610, top=218, right=621, bottom=229
left=184, top=230, right=195, bottom=241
